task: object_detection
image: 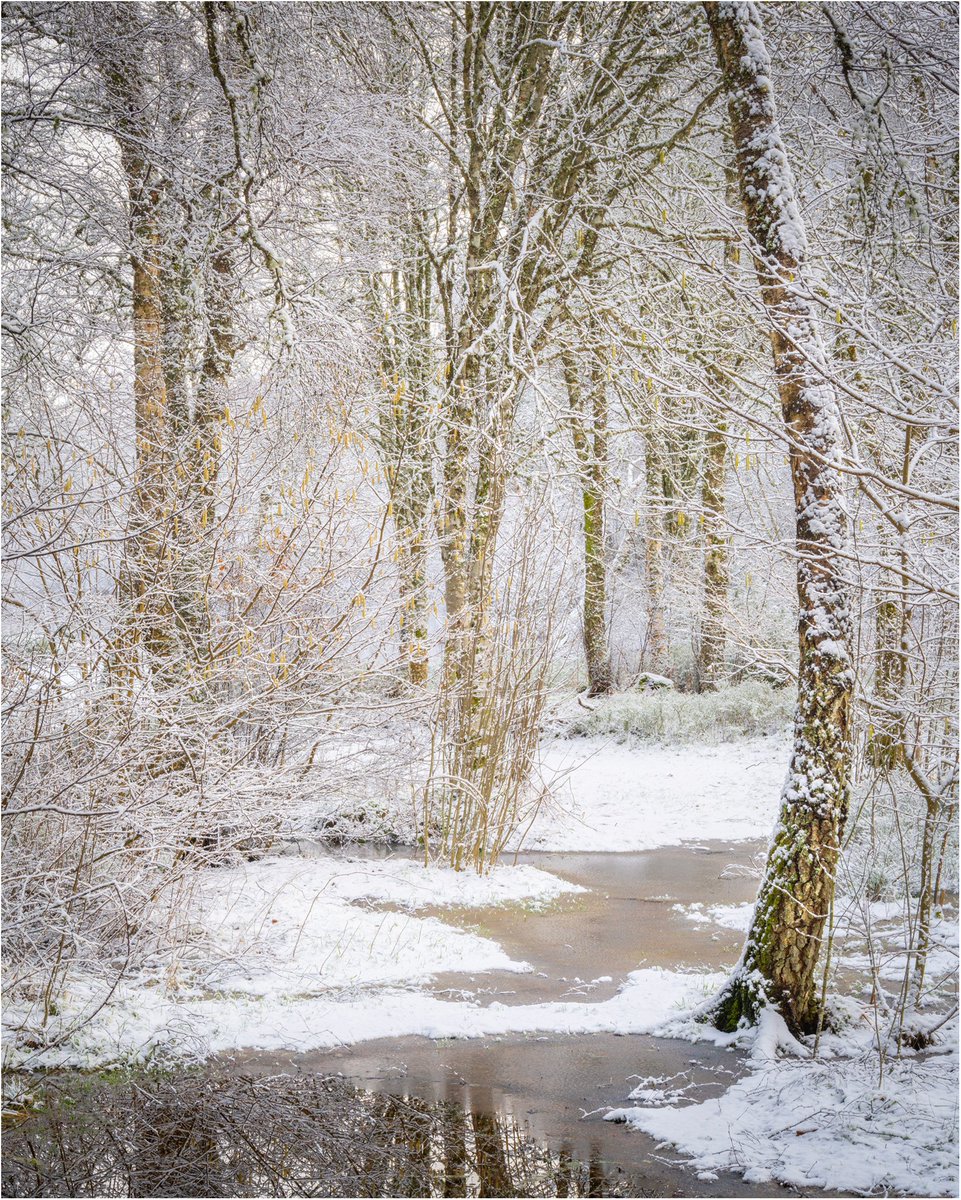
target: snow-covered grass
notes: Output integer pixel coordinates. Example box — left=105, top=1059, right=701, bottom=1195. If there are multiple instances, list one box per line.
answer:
left=6, top=966, right=726, bottom=1068
left=556, top=681, right=795, bottom=744
left=294, top=684, right=795, bottom=848
left=527, top=735, right=788, bottom=851
left=607, top=1039, right=959, bottom=1196
left=5, top=853, right=588, bottom=1066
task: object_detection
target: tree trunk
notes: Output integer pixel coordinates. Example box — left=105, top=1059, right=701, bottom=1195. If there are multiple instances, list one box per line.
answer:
left=562, top=343, right=613, bottom=696
left=118, top=140, right=177, bottom=684
left=704, top=0, right=854, bottom=1035
left=698, top=410, right=728, bottom=691
left=644, top=434, right=669, bottom=674
left=397, top=507, right=430, bottom=687
left=166, top=242, right=238, bottom=664
left=870, top=586, right=906, bottom=768
left=869, top=426, right=914, bottom=767
left=374, top=254, right=434, bottom=689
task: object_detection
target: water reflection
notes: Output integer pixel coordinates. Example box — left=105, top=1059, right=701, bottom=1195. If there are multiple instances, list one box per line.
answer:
left=2, top=1071, right=641, bottom=1198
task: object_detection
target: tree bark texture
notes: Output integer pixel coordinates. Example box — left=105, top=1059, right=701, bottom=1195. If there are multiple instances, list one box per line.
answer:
left=644, top=435, right=669, bottom=674
left=375, top=253, right=434, bottom=688
left=697, top=408, right=729, bottom=690
left=101, top=47, right=178, bottom=686
left=704, top=0, right=855, bottom=1035
left=562, top=341, right=614, bottom=696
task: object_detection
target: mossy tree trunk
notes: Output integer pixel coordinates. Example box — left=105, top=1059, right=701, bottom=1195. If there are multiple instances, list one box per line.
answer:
left=697, top=408, right=729, bottom=691
left=643, top=434, right=669, bottom=674
left=704, top=0, right=854, bottom=1036
left=562, top=338, right=614, bottom=696
left=98, top=38, right=178, bottom=691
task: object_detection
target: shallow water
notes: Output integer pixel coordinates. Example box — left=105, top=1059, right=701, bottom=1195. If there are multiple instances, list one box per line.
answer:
left=429, top=843, right=763, bottom=1003
left=215, top=840, right=821, bottom=1197
left=291, top=839, right=763, bottom=1004
left=3, top=840, right=851, bottom=1196
left=1, top=1069, right=641, bottom=1197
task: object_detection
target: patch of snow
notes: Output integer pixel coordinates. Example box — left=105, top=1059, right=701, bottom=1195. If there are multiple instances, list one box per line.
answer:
left=635, top=672, right=675, bottom=690
left=192, top=855, right=582, bottom=998
left=7, top=967, right=726, bottom=1069
left=607, top=1048, right=959, bottom=1196
left=673, top=902, right=754, bottom=931
left=212, top=853, right=584, bottom=913
left=626, top=1073, right=696, bottom=1105
left=526, top=737, right=787, bottom=852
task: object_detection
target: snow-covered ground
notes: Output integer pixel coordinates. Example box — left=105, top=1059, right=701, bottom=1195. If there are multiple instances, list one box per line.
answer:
left=608, top=1020, right=959, bottom=1197
left=9, top=731, right=784, bottom=1068
left=5, top=729, right=957, bottom=1197
left=13, top=966, right=726, bottom=1067
left=195, top=855, right=566, bottom=997
left=5, top=854, right=584, bottom=1067
left=529, top=735, right=787, bottom=851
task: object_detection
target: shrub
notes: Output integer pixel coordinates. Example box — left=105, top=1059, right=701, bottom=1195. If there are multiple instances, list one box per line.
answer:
left=560, top=680, right=795, bottom=744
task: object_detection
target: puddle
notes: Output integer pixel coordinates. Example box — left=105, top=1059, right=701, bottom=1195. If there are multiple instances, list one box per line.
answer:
left=223, top=1033, right=793, bottom=1198
left=0, top=1069, right=637, bottom=1197
left=5, top=840, right=852, bottom=1195
left=423, top=843, right=763, bottom=1005
left=2, top=1050, right=830, bottom=1198
left=288, top=838, right=765, bottom=1006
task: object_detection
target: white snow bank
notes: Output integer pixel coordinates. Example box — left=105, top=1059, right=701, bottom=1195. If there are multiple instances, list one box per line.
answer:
left=607, top=1049, right=959, bottom=1196
left=9, top=967, right=725, bottom=1068
left=206, top=853, right=583, bottom=915
left=528, top=737, right=787, bottom=852
left=673, top=902, right=754, bottom=931
left=193, top=854, right=582, bottom=998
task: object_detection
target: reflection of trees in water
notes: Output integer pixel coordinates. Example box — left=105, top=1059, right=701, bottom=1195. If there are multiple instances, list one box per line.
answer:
left=2, top=1072, right=640, bottom=1198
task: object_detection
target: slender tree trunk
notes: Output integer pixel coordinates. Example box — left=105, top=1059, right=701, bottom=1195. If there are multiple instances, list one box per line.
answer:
left=373, top=254, right=434, bottom=688
left=194, top=248, right=236, bottom=525
left=903, top=754, right=956, bottom=1022
left=870, top=425, right=914, bottom=766
left=397, top=506, right=430, bottom=686
left=698, top=409, right=728, bottom=691
left=562, top=344, right=613, bottom=696
left=167, top=242, right=238, bottom=665
left=395, top=321, right=432, bottom=692
left=160, top=255, right=193, bottom=443
left=644, top=435, right=669, bottom=674
left=118, top=142, right=177, bottom=683
left=871, top=584, right=906, bottom=768
left=704, top=0, right=854, bottom=1035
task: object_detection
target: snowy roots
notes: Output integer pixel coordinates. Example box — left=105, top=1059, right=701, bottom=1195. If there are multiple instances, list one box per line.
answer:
left=696, top=968, right=820, bottom=1048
